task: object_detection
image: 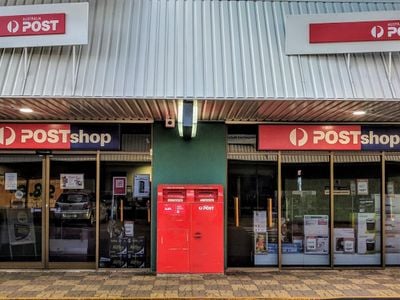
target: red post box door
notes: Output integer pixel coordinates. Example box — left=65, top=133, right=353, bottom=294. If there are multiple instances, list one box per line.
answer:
left=190, top=202, right=224, bottom=273
left=158, top=228, right=189, bottom=273
left=157, top=202, right=190, bottom=273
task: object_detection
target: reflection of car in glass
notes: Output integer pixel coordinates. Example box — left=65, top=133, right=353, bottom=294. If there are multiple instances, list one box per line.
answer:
left=54, top=191, right=108, bottom=225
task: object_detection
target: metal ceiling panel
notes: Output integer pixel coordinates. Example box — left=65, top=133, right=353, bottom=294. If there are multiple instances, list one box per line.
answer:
left=0, top=0, right=399, bottom=99
left=1, top=98, right=400, bottom=122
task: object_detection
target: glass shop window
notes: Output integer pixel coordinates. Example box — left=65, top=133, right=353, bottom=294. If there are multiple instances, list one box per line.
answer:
left=281, top=162, right=330, bottom=266
left=99, top=162, right=151, bottom=268
left=334, top=162, right=381, bottom=266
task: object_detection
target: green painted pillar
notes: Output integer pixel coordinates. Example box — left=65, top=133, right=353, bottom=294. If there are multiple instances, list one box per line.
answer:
left=151, top=122, right=227, bottom=272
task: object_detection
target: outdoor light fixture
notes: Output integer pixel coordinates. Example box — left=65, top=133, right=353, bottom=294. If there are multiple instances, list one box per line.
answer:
left=178, top=100, right=198, bottom=140
left=19, top=108, right=33, bottom=113
left=353, top=110, right=366, bottom=116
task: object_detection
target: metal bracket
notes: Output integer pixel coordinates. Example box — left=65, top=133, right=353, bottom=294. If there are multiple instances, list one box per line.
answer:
left=387, top=52, right=392, bottom=82
left=71, top=45, right=81, bottom=94
left=345, top=53, right=356, bottom=98
left=346, top=53, right=351, bottom=70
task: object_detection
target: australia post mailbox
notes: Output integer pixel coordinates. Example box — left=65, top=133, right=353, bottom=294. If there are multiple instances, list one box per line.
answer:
left=157, top=184, right=224, bottom=274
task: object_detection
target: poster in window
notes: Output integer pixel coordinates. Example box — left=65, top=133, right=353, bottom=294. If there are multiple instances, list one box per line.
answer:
left=5, top=173, right=17, bottom=190
left=357, top=179, right=369, bottom=195
left=113, top=177, right=127, bottom=196
left=6, top=208, right=36, bottom=246
left=253, top=211, right=267, bottom=233
left=334, top=228, right=355, bottom=253
left=304, top=215, right=329, bottom=254
left=60, top=174, right=84, bottom=189
left=254, top=232, right=268, bottom=254
left=133, top=175, right=150, bottom=198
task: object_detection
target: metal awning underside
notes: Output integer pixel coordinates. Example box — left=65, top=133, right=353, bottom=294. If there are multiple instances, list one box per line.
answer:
left=0, top=0, right=400, bottom=100
left=1, top=98, right=400, bottom=122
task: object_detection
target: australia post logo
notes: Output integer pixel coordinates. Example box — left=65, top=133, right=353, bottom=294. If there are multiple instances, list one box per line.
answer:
left=310, top=20, right=400, bottom=43
left=0, top=13, right=65, bottom=37
left=259, top=125, right=400, bottom=151
left=0, top=124, right=120, bottom=150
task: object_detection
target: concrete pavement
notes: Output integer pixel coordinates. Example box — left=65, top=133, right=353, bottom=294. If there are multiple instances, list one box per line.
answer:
left=0, top=268, right=399, bottom=299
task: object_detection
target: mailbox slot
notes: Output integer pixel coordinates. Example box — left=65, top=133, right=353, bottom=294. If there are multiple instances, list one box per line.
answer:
left=194, top=190, right=217, bottom=202
left=163, top=189, right=186, bottom=202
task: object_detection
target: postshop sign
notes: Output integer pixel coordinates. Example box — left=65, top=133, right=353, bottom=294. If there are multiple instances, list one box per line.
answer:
left=259, top=125, right=400, bottom=151
left=0, top=124, right=120, bottom=150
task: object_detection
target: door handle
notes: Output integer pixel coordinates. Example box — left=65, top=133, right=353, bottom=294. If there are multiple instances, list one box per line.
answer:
left=193, top=232, right=202, bottom=239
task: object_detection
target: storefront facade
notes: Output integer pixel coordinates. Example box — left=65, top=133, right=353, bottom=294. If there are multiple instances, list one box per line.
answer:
left=227, top=125, right=400, bottom=268
left=0, top=0, right=400, bottom=271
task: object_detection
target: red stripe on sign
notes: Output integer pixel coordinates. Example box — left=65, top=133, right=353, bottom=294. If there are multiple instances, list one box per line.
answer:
left=258, top=125, right=362, bottom=150
left=0, top=124, right=71, bottom=149
left=310, top=20, right=400, bottom=43
left=0, top=13, right=65, bottom=37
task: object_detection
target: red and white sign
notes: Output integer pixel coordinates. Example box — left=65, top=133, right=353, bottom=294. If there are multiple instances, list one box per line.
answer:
left=0, top=13, right=65, bottom=37
left=113, top=177, right=127, bottom=196
left=286, top=11, right=400, bottom=55
left=0, top=124, right=70, bottom=149
left=0, top=3, right=88, bottom=48
left=0, top=123, right=118, bottom=150
left=258, top=125, right=361, bottom=150
left=310, top=20, right=400, bottom=43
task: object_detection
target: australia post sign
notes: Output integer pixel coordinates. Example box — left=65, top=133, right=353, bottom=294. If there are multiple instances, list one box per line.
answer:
left=0, top=3, right=88, bottom=48
left=259, top=125, right=400, bottom=151
left=0, top=124, right=120, bottom=150
left=286, top=10, right=400, bottom=55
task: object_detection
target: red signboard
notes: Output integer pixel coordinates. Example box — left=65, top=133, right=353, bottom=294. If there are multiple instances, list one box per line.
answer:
left=0, top=124, right=70, bottom=149
left=113, top=177, right=127, bottom=196
left=258, top=125, right=362, bottom=150
left=310, top=20, right=400, bottom=43
left=0, top=13, right=65, bottom=37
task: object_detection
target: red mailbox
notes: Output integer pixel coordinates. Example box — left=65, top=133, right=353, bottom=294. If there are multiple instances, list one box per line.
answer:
left=157, top=184, right=224, bottom=274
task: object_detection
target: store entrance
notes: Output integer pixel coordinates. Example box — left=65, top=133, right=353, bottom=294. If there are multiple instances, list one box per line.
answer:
left=0, top=155, right=44, bottom=267
left=227, top=162, right=278, bottom=267
left=47, top=155, right=96, bottom=268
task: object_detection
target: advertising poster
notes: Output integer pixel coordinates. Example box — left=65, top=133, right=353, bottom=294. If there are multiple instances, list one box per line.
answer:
left=254, top=232, right=268, bottom=254
left=385, top=215, right=400, bottom=253
left=6, top=208, right=36, bottom=246
left=386, top=194, right=400, bottom=215
left=253, top=211, right=267, bottom=233
left=133, top=175, right=150, bottom=198
left=60, top=174, right=84, bottom=189
left=387, top=181, right=395, bottom=195
left=113, top=177, right=127, bottom=196
left=357, top=179, right=369, bottom=195
left=334, top=228, right=355, bottom=253
left=357, top=213, right=378, bottom=254
left=304, top=215, right=329, bottom=254
left=5, top=173, right=17, bottom=190
left=253, top=211, right=268, bottom=256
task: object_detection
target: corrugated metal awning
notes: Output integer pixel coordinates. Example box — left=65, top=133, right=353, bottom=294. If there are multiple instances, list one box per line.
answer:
left=50, top=155, right=96, bottom=161
left=227, top=144, right=277, bottom=161
left=333, top=152, right=381, bottom=163
left=385, top=153, right=400, bottom=162
left=0, top=0, right=400, bottom=100
left=0, top=155, right=42, bottom=163
left=281, top=152, right=330, bottom=163
left=100, top=152, right=151, bottom=162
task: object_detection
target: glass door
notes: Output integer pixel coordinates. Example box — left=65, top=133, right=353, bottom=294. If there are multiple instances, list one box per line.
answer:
left=0, top=154, right=44, bottom=267
left=48, top=155, right=96, bottom=267
left=227, top=162, right=278, bottom=267
left=281, top=160, right=330, bottom=267
left=333, top=160, right=381, bottom=266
